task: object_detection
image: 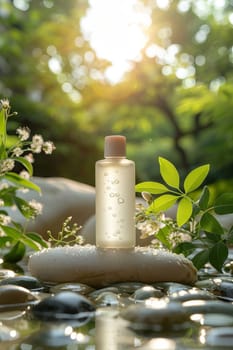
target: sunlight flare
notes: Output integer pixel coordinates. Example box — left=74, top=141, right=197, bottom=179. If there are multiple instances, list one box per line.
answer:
left=81, top=0, right=151, bottom=83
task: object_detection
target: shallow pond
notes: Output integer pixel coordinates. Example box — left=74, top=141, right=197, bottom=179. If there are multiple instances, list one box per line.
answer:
left=1, top=253, right=233, bottom=350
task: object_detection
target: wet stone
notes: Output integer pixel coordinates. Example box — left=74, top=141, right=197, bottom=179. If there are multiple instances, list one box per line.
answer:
left=0, top=310, right=26, bottom=321
left=0, top=275, right=44, bottom=292
left=169, top=287, right=216, bottom=302
left=182, top=299, right=233, bottom=316
left=131, top=285, right=164, bottom=302
left=32, top=291, right=96, bottom=322
left=195, top=278, right=216, bottom=290
left=111, top=282, right=147, bottom=294
left=191, top=313, right=233, bottom=327
left=50, top=282, right=94, bottom=295
left=206, top=327, right=233, bottom=347
left=223, top=261, right=233, bottom=274
left=120, top=300, right=191, bottom=331
left=211, top=278, right=233, bottom=301
left=94, top=291, right=121, bottom=307
left=0, top=285, right=38, bottom=308
left=0, top=269, right=16, bottom=281
left=154, top=282, right=191, bottom=295
left=89, top=286, right=120, bottom=299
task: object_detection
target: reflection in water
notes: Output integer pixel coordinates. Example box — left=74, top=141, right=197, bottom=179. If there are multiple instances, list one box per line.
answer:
left=95, top=308, right=135, bottom=349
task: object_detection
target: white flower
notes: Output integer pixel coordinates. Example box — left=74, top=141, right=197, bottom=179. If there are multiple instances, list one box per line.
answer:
left=0, top=159, right=15, bottom=174
left=12, top=147, right=23, bottom=157
left=31, top=134, right=44, bottom=153
left=0, top=98, right=10, bottom=110
left=42, top=141, right=55, bottom=154
left=28, top=200, right=43, bottom=216
left=32, top=134, right=44, bottom=145
left=0, top=214, right=11, bottom=225
left=24, top=153, right=34, bottom=163
left=19, top=170, right=30, bottom=180
left=16, top=127, right=30, bottom=141
left=0, top=199, right=4, bottom=206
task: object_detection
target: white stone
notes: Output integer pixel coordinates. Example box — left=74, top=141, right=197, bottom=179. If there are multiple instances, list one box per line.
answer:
left=28, top=245, right=197, bottom=287
left=6, top=177, right=233, bottom=246
left=7, top=177, right=95, bottom=237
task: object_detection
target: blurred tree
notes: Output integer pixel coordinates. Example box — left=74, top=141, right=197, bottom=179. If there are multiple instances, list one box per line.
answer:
left=0, top=0, right=106, bottom=184
left=80, top=0, right=233, bottom=184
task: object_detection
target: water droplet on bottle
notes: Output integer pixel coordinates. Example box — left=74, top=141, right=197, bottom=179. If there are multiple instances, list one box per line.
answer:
left=118, top=197, right=125, bottom=204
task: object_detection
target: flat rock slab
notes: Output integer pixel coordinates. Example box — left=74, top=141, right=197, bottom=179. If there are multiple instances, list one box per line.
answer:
left=28, top=245, right=197, bottom=287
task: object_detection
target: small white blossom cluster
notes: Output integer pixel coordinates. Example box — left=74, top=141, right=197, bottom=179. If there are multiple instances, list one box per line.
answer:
left=15, top=128, right=55, bottom=156
left=16, top=127, right=30, bottom=141
left=135, top=200, right=192, bottom=249
left=28, top=200, right=43, bottom=218
left=0, top=159, right=15, bottom=175
left=30, top=134, right=55, bottom=154
left=0, top=98, right=10, bottom=110
left=136, top=203, right=166, bottom=239
left=30, top=134, right=43, bottom=153
left=43, top=141, right=55, bottom=154
left=0, top=214, right=11, bottom=226
left=24, top=153, right=34, bottom=164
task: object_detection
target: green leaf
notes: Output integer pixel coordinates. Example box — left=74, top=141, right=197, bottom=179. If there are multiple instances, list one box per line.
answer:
left=156, top=226, right=172, bottom=249
left=209, top=242, right=228, bottom=272
left=173, top=242, right=196, bottom=256
left=26, top=232, right=48, bottom=249
left=151, top=194, right=179, bottom=212
left=176, top=196, right=193, bottom=227
left=14, top=157, right=33, bottom=176
left=158, top=157, right=180, bottom=188
left=3, top=241, right=26, bottom=263
left=199, top=186, right=210, bottom=210
left=0, top=225, right=22, bottom=240
left=21, top=234, right=40, bottom=251
left=14, top=196, right=34, bottom=219
left=135, top=181, right=169, bottom=194
left=192, top=249, right=209, bottom=270
left=205, top=232, right=222, bottom=243
left=0, top=236, right=13, bottom=247
left=200, top=212, right=224, bottom=235
left=214, top=193, right=233, bottom=215
left=226, top=228, right=233, bottom=245
left=4, top=173, right=41, bottom=193
left=0, top=193, right=15, bottom=206
left=184, top=164, right=210, bottom=193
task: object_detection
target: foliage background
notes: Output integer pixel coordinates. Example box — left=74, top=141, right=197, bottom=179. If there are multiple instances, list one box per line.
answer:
left=0, top=0, right=232, bottom=190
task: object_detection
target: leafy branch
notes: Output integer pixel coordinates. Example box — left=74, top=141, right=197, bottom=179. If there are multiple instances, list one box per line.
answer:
left=135, top=157, right=233, bottom=272
left=0, top=99, right=55, bottom=262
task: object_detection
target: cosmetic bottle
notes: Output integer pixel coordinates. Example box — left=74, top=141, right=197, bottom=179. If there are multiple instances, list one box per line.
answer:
left=95, top=135, right=136, bottom=249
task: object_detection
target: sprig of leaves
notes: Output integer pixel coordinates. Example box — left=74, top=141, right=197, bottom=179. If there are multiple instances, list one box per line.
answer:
left=135, top=157, right=233, bottom=272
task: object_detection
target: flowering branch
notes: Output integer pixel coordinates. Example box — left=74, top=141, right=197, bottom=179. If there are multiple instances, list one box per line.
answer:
left=0, top=98, right=55, bottom=262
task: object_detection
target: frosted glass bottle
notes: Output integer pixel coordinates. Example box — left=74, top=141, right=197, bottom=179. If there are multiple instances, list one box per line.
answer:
left=95, top=135, right=136, bottom=249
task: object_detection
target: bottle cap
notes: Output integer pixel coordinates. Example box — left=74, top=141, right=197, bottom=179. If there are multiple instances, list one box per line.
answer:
left=104, top=135, right=126, bottom=158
